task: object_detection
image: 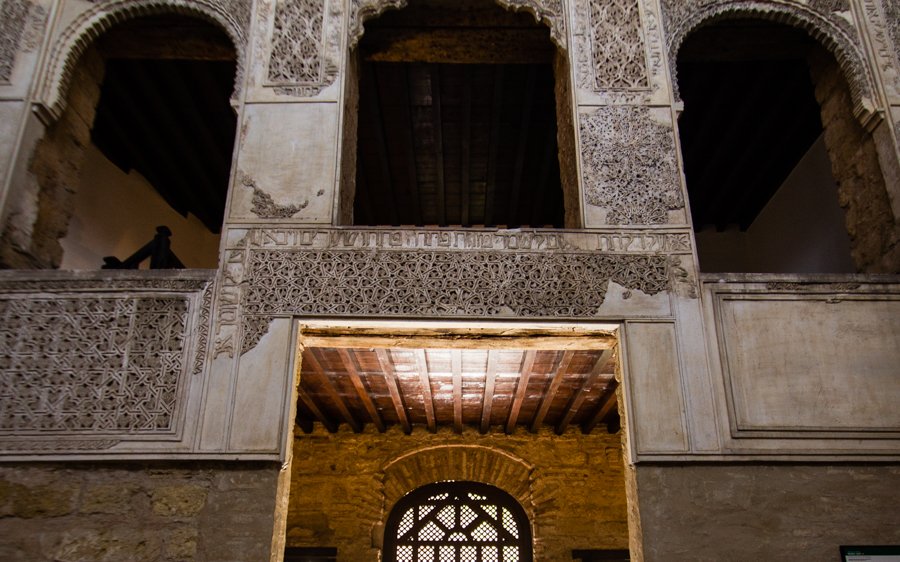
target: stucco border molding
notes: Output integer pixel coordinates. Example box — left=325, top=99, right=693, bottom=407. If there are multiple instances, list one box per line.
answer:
left=661, top=0, right=880, bottom=125
left=33, top=0, right=251, bottom=123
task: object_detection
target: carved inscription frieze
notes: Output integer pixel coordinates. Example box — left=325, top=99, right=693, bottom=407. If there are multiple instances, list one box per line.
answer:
left=0, top=296, right=188, bottom=435
left=212, top=229, right=696, bottom=357
left=579, top=106, right=683, bottom=225
left=266, top=0, right=339, bottom=96
left=660, top=0, right=872, bottom=106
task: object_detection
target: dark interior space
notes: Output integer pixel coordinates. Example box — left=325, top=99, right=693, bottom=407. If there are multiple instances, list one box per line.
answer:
left=90, top=16, right=237, bottom=234
left=352, top=0, right=565, bottom=228
left=677, top=21, right=824, bottom=232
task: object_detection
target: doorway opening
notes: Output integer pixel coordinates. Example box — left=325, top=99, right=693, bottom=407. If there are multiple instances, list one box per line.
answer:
left=276, top=321, right=639, bottom=561
left=340, top=0, right=580, bottom=228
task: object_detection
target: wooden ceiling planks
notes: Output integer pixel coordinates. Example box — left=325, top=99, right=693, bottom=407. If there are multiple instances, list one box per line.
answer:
left=297, top=346, right=620, bottom=435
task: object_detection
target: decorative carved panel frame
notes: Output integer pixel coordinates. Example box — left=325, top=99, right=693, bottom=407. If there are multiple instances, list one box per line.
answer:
left=0, top=271, right=213, bottom=458
left=702, top=275, right=900, bottom=458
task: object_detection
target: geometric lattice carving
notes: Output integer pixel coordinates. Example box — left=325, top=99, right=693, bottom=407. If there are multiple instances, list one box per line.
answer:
left=239, top=249, right=671, bottom=352
left=0, top=296, right=188, bottom=434
left=0, top=0, right=31, bottom=82
left=586, top=0, right=649, bottom=89
left=268, top=0, right=324, bottom=83
left=580, top=106, right=683, bottom=225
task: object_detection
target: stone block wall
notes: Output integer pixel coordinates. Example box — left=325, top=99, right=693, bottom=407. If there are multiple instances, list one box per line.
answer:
left=0, top=461, right=280, bottom=562
left=286, top=425, right=629, bottom=561
left=635, top=464, right=900, bottom=562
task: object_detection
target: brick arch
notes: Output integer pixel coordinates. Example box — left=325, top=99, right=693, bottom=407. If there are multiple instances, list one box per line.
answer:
left=664, top=1, right=878, bottom=125
left=381, top=445, right=535, bottom=516
left=348, top=0, right=567, bottom=52
left=34, top=0, right=249, bottom=123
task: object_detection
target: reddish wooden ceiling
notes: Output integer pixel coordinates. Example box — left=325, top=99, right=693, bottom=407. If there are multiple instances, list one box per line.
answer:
left=297, top=347, right=619, bottom=435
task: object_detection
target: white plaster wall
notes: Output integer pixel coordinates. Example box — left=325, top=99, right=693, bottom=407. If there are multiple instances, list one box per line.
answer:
left=695, top=135, right=855, bottom=274
left=59, top=143, right=221, bottom=269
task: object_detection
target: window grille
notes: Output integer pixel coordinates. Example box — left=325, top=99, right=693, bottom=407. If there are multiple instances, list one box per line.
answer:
left=384, top=482, right=533, bottom=562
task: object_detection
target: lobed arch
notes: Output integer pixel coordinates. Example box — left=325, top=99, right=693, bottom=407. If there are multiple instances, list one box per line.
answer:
left=664, top=0, right=879, bottom=126
left=348, top=0, right=568, bottom=52
left=381, top=445, right=535, bottom=517
left=33, top=0, right=249, bottom=123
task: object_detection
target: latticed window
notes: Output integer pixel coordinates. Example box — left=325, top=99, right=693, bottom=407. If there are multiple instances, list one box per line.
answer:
left=384, top=482, right=533, bottom=562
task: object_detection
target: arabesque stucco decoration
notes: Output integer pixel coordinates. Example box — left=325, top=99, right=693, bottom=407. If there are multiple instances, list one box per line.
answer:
left=579, top=106, right=683, bottom=225
left=35, top=0, right=251, bottom=122
left=348, top=0, right=567, bottom=50
left=0, top=0, right=31, bottom=82
left=265, top=0, right=340, bottom=96
left=581, top=0, right=649, bottom=90
left=661, top=0, right=876, bottom=120
left=212, top=229, right=695, bottom=357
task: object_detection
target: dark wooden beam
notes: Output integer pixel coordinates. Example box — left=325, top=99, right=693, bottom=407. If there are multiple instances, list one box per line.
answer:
left=376, top=348, right=412, bottom=434
left=505, top=350, right=536, bottom=434
left=337, top=349, right=385, bottom=432
left=430, top=67, right=447, bottom=225
left=509, top=67, right=536, bottom=227
left=530, top=350, right=575, bottom=432
left=297, top=387, right=337, bottom=433
left=582, top=379, right=620, bottom=434
left=365, top=64, right=400, bottom=225
left=402, top=65, right=423, bottom=226
left=460, top=66, right=472, bottom=227
left=415, top=349, right=437, bottom=432
left=452, top=349, right=463, bottom=434
left=361, top=29, right=554, bottom=64
left=484, top=66, right=503, bottom=226
left=531, top=122, right=557, bottom=227
left=555, top=349, right=613, bottom=435
left=305, top=349, right=362, bottom=433
left=480, top=350, right=499, bottom=434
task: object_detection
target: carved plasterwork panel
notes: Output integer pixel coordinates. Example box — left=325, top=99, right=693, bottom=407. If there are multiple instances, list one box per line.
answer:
left=238, top=171, right=309, bottom=218
left=36, top=0, right=251, bottom=121
left=660, top=0, right=875, bottom=117
left=348, top=0, right=567, bottom=51
left=264, top=0, right=340, bottom=97
left=0, top=0, right=46, bottom=84
left=864, top=0, right=900, bottom=96
left=0, top=274, right=210, bottom=453
left=579, top=106, right=683, bottom=225
left=577, top=0, right=648, bottom=91
left=212, top=228, right=696, bottom=357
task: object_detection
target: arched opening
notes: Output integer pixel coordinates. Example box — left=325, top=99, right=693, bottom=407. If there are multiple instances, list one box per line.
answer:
left=0, top=14, right=237, bottom=269
left=384, top=481, right=533, bottom=562
left=340, top=0, right=579, bottom=228
left=677, top=18, right=897, bottom=274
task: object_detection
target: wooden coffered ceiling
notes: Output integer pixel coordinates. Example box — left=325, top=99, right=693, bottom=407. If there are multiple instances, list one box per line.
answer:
left=296, top=346, right=620, bottom=435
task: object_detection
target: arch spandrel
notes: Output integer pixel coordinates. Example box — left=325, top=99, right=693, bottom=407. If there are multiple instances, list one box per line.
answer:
left=348, top=0, right=567, bottom=51
left=34, top=0, right=250, bottom=123
left=661, top=0, right=880, bottom=125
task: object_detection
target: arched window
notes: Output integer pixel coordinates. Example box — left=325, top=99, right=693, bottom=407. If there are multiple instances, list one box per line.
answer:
left=384, top=481, right=533, bottom=562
